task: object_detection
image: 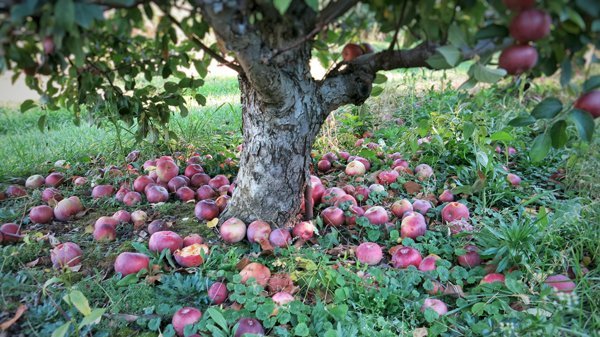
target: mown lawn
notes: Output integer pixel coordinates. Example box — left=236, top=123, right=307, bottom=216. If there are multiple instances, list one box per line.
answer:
left=0, top=67, right=598, bottom=336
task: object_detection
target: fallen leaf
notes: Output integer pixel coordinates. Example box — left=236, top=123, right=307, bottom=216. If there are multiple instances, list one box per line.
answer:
left=25, top=258, right=39, bottom=268
left=404, top=181, right=422, bottom=194
left=207, top=218, right=219, bottom=228
left=0, top=304, right=27, bottom=330
left=235, top=257, right=251, bottom=271
left=413, top=327, right=428, bottom=337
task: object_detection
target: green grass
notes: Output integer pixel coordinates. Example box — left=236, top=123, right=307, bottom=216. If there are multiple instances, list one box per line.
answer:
left=0, top=66, right=598, bottom=336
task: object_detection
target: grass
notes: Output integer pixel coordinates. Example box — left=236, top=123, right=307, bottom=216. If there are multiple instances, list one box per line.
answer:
left=0, top=63, right=598, bottom=336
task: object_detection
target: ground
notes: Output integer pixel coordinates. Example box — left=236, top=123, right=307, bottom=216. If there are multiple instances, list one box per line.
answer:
left=0, top=62, right=598, bottom=337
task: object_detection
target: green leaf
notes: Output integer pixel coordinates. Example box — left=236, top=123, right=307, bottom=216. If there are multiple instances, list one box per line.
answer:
left=565, top=7, right=585, bottom=29
left=508, top=115, right=536, bottom=127
left=424, top=307, right=439, bottom=322
left=531, top=98, right=562, bottom=119
left=530, top=133, right=552, bottom=162
left=472, top=63, right=506, bottom=83
left=370, top=86, right=384, bottom=97
left=51, top=322, right=71, bottom=337
left=294, top=322, right=310, bottom=336
left=21, top=99, right=36, bottom=113
left=373, top=73, right=388, bottom=84
left=79, top=308, right=106, bottom=327
left=273, top=0, right=293, bottom=15
left=304, top=0, right=318, bottom=11
left=475, top=24, right=508, bottom=40
left=583, top=75, right=600, bottom=92
left=471, top=302, right=486, bottom=315
left=66, top=290, right=91, bottom=316
left=55, top=0, right=75, bottom=30
left=436, top=46, right=461, bottom=66
left=11, top=0, right=39, bottom=21
left=116, top=273, right=140, bottom=286
left=569, top=109, right=595, bottom=142
left=74, top=2, right=104, bottom=28
left=463, top=122, right=476, bottom=139
left=206, top=308, right=228, bottom=331
left=549, top=120, right=568, bottom=148
left=448, top=24, right=467, bottom=47
left=490, top=131, right=514, bottom=142
left=426, top=53, right=452, bottom=69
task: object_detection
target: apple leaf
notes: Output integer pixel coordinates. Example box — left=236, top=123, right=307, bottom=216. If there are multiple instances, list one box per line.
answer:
left=370, top=86, right=384, bottom=97
left=569, top=109, right=595, bottom=142
left=472, top=63, right=506, bottom=83
left=79, top=308, right=106, bottom=327
left=475, top=24, right=508, bottom=40
left=426, top=53, right=452, bottom=69
left=508, top=114, right=536, bottom=127
left=549, top=120, right=568, bottom=148
left=436, top=46, right=461, bottom=66
left=304, top=0, right=318, bottom=11
left=490, top=131, right=514, bottom=142
left=51, top=322, right=71, bottom=337
left=373, top=73, right=388, bottom=84
left=273, top=0, right=293, bottom=15
left=531, top=98, right=562, bottom=119
left=530, top=133, right=552, bottom=162
left=20, top=99, right=36, bottom=113
left=583, top=75, right=600, bottom=92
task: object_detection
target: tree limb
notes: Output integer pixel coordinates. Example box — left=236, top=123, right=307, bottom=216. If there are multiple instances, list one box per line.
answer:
left=270, top=0, right=360, bottom=60
left=163, top=11, right=243, bottom=73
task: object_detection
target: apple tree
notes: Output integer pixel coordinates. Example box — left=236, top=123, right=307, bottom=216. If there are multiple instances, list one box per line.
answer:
left=0, top=0, right=598, bottom=226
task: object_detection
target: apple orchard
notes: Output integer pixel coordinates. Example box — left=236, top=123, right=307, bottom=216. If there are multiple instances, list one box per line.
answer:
left=0, top=0, right=598, bottom=336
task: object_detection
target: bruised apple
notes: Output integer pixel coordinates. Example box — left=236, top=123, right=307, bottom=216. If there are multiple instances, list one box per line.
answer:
left=240, top=262, right=271, bottom=286
left=247, top=220, right=272, bottom=243
left=208, top=282, right=229, bottom=304
left=172, top=307, right=202, bottom=337
left=292, top=221, right=315, bottom=240
left=220, top=218, right=247, bottom=243
left=174, top=243, right=210, bottom=267
left=51, top=242, right=83, bottom=269
left=148, top=231, right=183, bottom=253
left=356, top=242, right=383, bottom=265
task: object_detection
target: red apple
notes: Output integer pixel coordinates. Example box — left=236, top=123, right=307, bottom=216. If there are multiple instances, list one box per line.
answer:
left=438, top=190, right=454, bottom=203
left=45, top=172, right=65, bottom=187
left=481, top=273, right=505, bottom=284
left=499, top=44, right=538, bottom=75
left=148, top=230, right=183, bottom=253
left=334, top=194, right=358, bottom=208
left=6, top=185, right=27, bottom=197
left=509, top=9, right=551, bottom=42
left=457, top=245, right=482, bottom=268
left=574, top=90, right=600, bottom=118
left=311, top=183, right=325, bottom=204
left=507, top=173, right=522, bottom=186
left=352, top=156, right=371, bottom=171
left=114, top=252, right=149, bottom=276
left=317, top=160, right=331, bottom=172
left=54, top=198, right=80, bottom=221
left=115, top=185, right=130, bottom=202
left=368, top=184, right=385, bottom=193
left=220, top=218, right=246, bottom=243
left=196, top=185, right=216, bottom=200
left=391, top=199, right=413, bottom=217
left=322, top=206, right=345, bottom=227
left=400, top=212, right=427, bottom=239
left=29, top=205, right=54, bottom=224
left=234, top=318, right=264, bottom=337
left=338, top=151, right=350, bottom=161
left=195, top=200, right=220, bottom=221
left=418, top=254, right=440, bottom=272
left=208, top=282, right=229, bottom=304
left=176, top=187, right=196, bottom=202
left=216, top=193, right=230, bottom=210
left=167, top=176, right=187, bottom=193
left=92, top=184, right=115, bottom=199
left=269, top=228, right=291, bottom=247
left=414, top=164, right=433, bottom=181
left=146, top=185, right=169, bottom=203
left=421, top=298, right=448, bottom=316
left=113, top=210, right=131, bottom=223
left=356, top=242, right=383, bottom=265
left=342, top=43, right=364, bottom=61
left=345, top=160, right=367, bottom=176
left=272, top=292, right=294, bottom=306
left=174, top=243, right=209, bottom=267
left=147, top=220, right=169, bottom=234
left=123, top=191, right=142, bottom=206
left=183, top=234, right=204, bottom=247
left=377, top=170, right=399, bottom=184
left=42, top=188, right=63, bottom=203
left=25, top=175, right=45, bottom=188
left=184, top=164, right=204, bottom=178
left=0, top=223, right=21, bottom=242
left=131, top=210, right=148, bottom=227
left=544, top=274, right=576, bottom=293
left=240, top=262, right=271, bottom=286
left=345, top=205, right=365, bottom=226
left=172, top=307, right=202, bottom=337
left=190, top=173, right=211, bottom=188
left=392, top=159, right=409, bottom=169
left=134, top=175, right=154, bottom=193
left=321, top=187, right=347, bottom=206
left=156, top=158, right=179, bottom=183
left=441, top=202, right=470, bottom=223
left=364, top=206, right=389, bottom=225
left=247, top=220, right=272, bottom=243
left=360, top=43, right=374, bottom=54
left=93, top=223, right=117, bottom=241
left=292, top=221, right=315, bottom=240
left=412, top=199, right=432, bottom=215
left=391, top=246, right=422, bottom=268
left=95, top=216, right=119, bottom=229
left=209, top=175, right=230, bottom=189
left=51, top=242, right=83, bottom=269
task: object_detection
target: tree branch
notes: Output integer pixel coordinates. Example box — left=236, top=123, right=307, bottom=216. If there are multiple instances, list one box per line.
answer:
left=270, top=0, right=360, bottom=60
left=163, top=11, right=243, bottom=73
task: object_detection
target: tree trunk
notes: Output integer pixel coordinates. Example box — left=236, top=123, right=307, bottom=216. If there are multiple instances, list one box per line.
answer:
left=222, top=75, right=323, bottom=227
